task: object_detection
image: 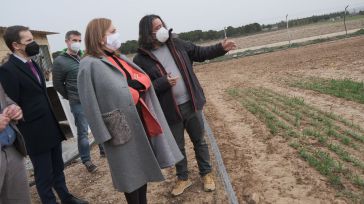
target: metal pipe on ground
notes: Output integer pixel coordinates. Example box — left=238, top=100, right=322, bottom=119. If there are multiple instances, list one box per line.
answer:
left=203, top=113, right=239, bottom=204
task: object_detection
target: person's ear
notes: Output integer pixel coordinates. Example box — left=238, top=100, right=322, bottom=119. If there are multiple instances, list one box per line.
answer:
left=12, top=41, right=22, bottom=51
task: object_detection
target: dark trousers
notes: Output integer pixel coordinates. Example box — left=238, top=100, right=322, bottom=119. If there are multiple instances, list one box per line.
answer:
left=124, top=184, right=147, bottom=204
left=170, top=101, right=211, bottom=180
left=29, top=143, right=71, bottom=204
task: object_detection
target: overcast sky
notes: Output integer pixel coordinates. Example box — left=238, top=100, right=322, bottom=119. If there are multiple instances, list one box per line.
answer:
left=1, top=0, right=363, bottom=52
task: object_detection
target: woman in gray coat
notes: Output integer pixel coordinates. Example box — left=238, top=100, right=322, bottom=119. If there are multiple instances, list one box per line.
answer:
left=77, top=18, right=183, bottom=204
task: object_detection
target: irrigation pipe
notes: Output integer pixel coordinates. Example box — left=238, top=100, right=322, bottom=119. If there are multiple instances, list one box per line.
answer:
left=202, top=113, right=239, bottom=204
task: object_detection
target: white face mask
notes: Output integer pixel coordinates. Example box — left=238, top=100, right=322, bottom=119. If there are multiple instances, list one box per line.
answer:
left=70, top=42, right=81, bottom=53
left=106, top=32, right=122, bottom=51
left=156, top=27, right=169, bottom=43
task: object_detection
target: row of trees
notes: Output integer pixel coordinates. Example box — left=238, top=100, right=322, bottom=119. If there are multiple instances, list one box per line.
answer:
left=120, top=40, right=138, bottom=54
left=178, top=23, right=262, bottom=42
left=118, top=23, right=262, bottom=54
left=173, top=11, right=356, bottom=43
left=51, top=10, right=363, bottom=56
left=275, top=11, right=347, bottom=29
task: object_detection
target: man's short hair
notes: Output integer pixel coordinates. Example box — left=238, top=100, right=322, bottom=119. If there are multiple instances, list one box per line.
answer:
left=65, top=30, right=81, bottom=40
left=3, top=25, right=29, bottom=52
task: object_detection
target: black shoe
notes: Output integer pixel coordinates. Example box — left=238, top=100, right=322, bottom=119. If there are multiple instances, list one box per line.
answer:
left=84, top=161, right=98, bottom=173
left=61, top=195, right=88, bottom=204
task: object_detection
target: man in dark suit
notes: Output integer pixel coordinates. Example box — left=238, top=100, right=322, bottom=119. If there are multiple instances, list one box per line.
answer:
left=0, top=25, right=88, bottom=204
left=0, top=82, right=30, bottom=204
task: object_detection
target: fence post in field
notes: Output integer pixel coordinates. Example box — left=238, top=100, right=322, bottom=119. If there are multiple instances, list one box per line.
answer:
left=286, top=14, right=291, bottom=46
left=344, top=5, right=349, bottom=36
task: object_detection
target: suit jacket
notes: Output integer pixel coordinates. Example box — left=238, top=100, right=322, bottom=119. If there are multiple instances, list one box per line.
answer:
left=0, top=83, right=27, bottom=156
left=0, top=54, right=65, bottom=156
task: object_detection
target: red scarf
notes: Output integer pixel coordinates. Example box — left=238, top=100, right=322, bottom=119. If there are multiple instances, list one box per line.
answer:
left=107, top=56, right=163, bottom=137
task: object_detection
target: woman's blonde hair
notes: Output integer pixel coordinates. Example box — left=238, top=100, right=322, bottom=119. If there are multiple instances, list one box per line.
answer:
left=84, top=18, right=112, bottom=58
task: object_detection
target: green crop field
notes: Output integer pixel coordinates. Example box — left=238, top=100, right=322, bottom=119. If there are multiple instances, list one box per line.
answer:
left=291, top=78, right=364, bottom=104
left=227, top=87, right=364, bottom=202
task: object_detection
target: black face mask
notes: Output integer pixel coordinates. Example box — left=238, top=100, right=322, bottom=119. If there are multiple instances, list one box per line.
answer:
left=24, top=41, right=40, bottom=56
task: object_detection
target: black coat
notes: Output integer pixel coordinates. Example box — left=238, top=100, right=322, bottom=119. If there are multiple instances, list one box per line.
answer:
left=0, top=54, right=65, bottom=156
left=133, top=38, right=226, bottom=125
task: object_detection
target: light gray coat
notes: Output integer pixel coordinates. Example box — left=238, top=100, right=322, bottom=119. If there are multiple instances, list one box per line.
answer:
left=0, top=83, right=27, bottom=156
left=78, top=54, right=183, bottom=193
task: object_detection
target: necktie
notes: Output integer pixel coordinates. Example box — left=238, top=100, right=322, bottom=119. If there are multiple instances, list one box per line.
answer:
left=26, top=61, right=41, bottom=83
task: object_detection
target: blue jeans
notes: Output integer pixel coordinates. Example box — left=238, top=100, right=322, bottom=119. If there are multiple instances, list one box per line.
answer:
left=70, top=102, right=104, bottom=163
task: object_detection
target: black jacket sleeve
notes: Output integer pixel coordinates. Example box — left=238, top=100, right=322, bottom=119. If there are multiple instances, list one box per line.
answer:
left=133, top=55, right=171, bottom=94
left=176, top=38, right=227, bottom=62
left=152, top=75, right=171, bottom=94
left=0, top=83, right=15, bottom=107
left=0, top=66, right=20, bottom=104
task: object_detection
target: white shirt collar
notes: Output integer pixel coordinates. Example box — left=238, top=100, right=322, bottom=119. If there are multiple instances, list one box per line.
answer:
left=13, top=53, right=29, bottom=63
